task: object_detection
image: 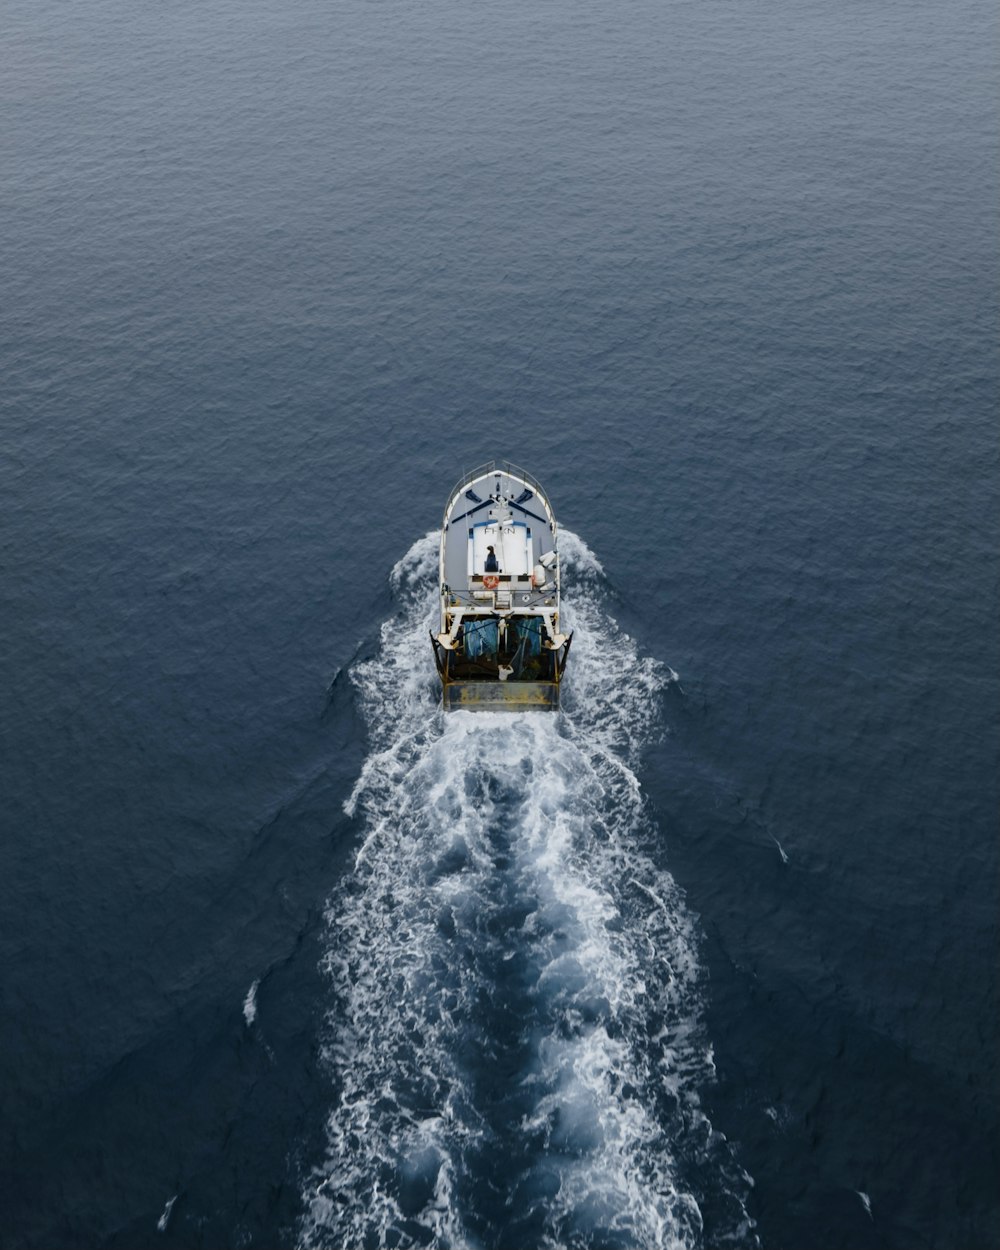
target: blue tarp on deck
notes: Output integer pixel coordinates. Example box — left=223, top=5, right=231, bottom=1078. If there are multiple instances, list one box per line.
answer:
left=463, top=618, right=498, bottom=658
left=515, top=616, right=543, bottom=657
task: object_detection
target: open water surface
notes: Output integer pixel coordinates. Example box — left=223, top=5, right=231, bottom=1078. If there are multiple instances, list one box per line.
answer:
left=1, top=0, right=997, bottom=1246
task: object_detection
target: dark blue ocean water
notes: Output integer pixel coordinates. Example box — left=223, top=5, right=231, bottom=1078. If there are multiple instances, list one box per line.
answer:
left=2, top=0, right=997, bottom=1245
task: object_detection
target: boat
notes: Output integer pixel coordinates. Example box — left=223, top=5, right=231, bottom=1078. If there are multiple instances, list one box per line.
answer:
left=431, top=461, right=572, bottom=710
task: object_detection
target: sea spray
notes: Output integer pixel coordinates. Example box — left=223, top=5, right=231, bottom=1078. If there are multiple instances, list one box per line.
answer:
left=299, top=532, right=755, bottom=1249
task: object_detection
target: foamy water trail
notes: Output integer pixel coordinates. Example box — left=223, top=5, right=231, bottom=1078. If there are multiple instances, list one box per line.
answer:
left=299, top=532, right=755, bottom=1250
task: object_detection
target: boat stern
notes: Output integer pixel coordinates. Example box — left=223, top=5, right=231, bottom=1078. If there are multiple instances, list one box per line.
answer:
left=442, top=680, right=560, bottom=711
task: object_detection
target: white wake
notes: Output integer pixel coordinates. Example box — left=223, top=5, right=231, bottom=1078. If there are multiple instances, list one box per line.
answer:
left=299, top=531, right=755, bottom=1250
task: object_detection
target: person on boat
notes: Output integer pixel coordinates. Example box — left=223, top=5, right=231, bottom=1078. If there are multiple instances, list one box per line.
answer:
left=484, top=545, right=499, bottom=573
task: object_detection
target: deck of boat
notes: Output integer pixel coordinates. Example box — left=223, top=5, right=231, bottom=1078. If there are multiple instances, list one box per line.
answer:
left=434, top=461, right=569, bottom=711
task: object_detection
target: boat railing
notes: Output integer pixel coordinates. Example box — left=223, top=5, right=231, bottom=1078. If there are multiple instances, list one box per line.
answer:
left=445, top=460, right=552, bottom=517
left=446, top=461, right=496, bottom=503
left=502, top=459, right=549, bottom=502
left=442, top=586, right=558, bottom=611
left=443, top=588, right=507, bottom=609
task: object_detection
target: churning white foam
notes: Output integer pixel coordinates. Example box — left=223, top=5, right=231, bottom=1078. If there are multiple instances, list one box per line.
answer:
left=243, top=979, right=259, bottom=1027
left=156, top=1195, right=177, bottom=1234
left=298, top=531, right=755, bottom=1250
